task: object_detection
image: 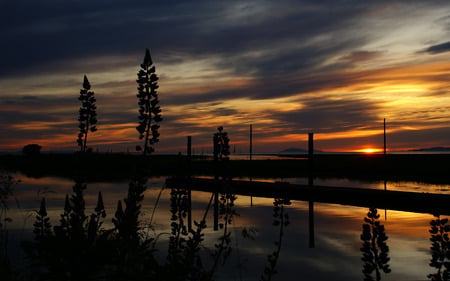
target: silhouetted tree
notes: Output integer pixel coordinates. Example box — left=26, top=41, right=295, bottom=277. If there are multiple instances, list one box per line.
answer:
left=136, top=49, right=162, bottom=156
left=22, top=144, right=42, bottom=156
left=361, top=208, right=391, bottom=281
left=77, top=75, right=97, bottom=152
left=428, top=214, right=450, bottom=281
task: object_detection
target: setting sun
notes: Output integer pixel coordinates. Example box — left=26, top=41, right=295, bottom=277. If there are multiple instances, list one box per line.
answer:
left=358, top=148, right=383, bottom=154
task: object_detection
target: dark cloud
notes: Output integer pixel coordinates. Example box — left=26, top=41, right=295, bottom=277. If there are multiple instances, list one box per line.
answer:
left=339, top=50, right=383, bottom=63
left=424, top=41, right=450, bottom=54
left=0, top=0, right=381, bottom=77
left=275, top=98, right=381, bottom=133
left=164, top=69, right=367, bottom=105
left=388, top=126, right=450, bottom=148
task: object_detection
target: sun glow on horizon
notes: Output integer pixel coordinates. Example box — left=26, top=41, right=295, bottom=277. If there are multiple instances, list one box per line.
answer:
left=356, top=147, right=383, bottom=154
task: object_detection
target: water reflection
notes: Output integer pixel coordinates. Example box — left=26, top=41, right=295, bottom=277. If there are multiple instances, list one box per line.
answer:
left=361, top=208, right=391, bottom=281
left=261, top=196, right=291, bottom=281
left=5, top=172, right=450, bottom=280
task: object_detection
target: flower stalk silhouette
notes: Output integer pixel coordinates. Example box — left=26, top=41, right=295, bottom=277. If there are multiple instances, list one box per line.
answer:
left=77, top=75, right=97, bottom=152
left=136, top=49, right=162, bottom=156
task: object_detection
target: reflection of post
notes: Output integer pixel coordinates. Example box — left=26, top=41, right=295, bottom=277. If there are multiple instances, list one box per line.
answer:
left=309, top=200, right=315, bottom=248
left=214, top=190, right=219, bottom=231
left=187, top=136, right=192, bottom=230
left=308, top=132, right=315, bottom=247
left=384, top=179, right=387, bottom=221
left=250, top=124, right=253, bottom=206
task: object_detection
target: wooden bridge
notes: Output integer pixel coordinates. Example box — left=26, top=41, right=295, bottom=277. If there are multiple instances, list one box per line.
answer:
left=166, top=177, right=450, bottom=215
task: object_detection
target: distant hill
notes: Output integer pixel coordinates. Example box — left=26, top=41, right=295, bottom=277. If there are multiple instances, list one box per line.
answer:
left=410, top=147, right=450, bottom=152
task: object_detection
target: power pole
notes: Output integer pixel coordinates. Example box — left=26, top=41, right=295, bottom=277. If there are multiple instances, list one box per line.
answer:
left=384, top=118, right=387, bottom=155
left=249, top=124, right=253, bottom=161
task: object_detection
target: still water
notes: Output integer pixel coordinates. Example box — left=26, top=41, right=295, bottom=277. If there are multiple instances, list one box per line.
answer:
left=4, top=173, right=450, bottom=281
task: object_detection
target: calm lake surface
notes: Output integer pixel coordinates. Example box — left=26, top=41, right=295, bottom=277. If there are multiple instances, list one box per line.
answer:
left=4, top=173, right=450, bottom=281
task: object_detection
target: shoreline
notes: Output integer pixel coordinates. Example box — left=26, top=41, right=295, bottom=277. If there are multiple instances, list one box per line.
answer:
left=1, top=153, right=450, bottom=184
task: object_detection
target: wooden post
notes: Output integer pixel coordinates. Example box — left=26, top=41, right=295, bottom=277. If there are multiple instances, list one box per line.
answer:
left=187, top=136, right=192, bottom=157
left=384, top=118, right=386, bottom=155
left=308, top=132, right=314, bottom=186
left=249, top=124, right=253, bottom=161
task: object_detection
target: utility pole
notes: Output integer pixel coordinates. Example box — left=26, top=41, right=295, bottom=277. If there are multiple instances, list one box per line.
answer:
left=249, top=124, right=253, bottom=161
left=384, top=118, right=387, bottom=155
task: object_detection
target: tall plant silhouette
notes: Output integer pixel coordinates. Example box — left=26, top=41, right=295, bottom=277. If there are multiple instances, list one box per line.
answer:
left=428, top=214, right=450, bottom=281
left=361, top=208, right=391, bottom=281
left=136, top=49, right=162, bottom=156
left=77, top=75, right=97, bottom=152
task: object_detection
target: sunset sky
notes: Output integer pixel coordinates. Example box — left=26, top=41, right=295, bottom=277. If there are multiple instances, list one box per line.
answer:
left=2, top=0, right=450, bottom=153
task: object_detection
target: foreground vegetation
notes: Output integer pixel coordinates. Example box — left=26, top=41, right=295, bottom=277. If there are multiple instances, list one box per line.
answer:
left=0, top=170, right=292, bottom=281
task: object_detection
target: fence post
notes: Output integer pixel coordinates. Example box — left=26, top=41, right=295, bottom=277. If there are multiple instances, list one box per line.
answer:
left=308, top=132, right=314, bottom=186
